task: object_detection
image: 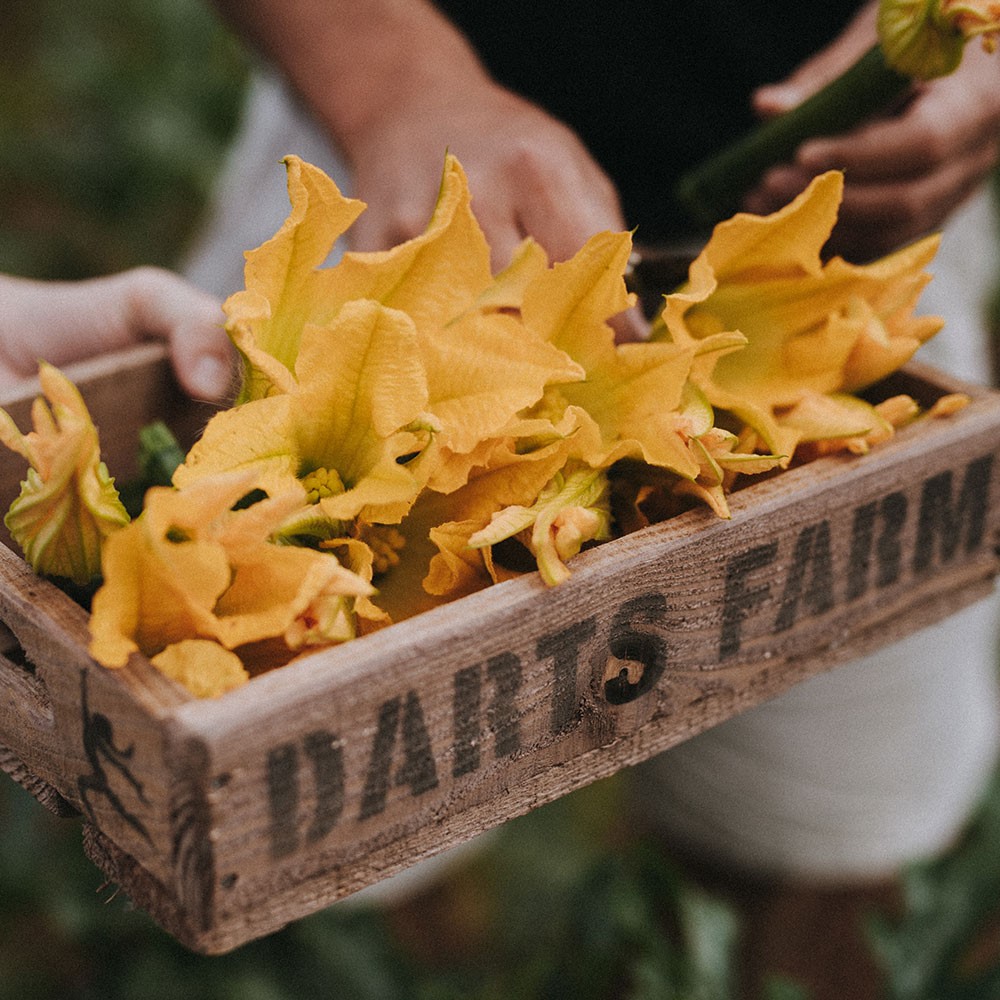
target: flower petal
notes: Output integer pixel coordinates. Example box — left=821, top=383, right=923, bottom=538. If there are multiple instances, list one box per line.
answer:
left=227, top=155, right=367, bottom=397
left=0, top=364, right=128, bottom=584
left=151, top=640, right=249, bottom=699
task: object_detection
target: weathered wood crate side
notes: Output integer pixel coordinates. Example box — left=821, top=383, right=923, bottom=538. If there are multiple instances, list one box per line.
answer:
left=0, top=545, right=191, bottom=871
left=163, top=368, right=1000, bottom=952
left=2, top=349, right=1000, bottom=954
left=0, top=346, right=215, bottom=905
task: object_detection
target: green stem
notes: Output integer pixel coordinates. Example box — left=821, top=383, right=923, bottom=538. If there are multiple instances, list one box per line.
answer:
left=138, top=420, right=185, bottom=487
left=674, top=44, right=910, bottom=229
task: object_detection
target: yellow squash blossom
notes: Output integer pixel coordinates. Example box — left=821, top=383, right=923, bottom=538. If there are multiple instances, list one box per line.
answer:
left=88, top=470, right=375, bottom=694
left=673, top=385, right=785, bottom=517
left=522, top=230, right=731, bottom=480
left=656, top=171, right=941, bottom=461
left=211, top=155, right=583, bottom=530
left=227, top=153, right=498, bottom=402
left=878, top=0, right=1000, bottom=78
left=176, top=300, right=435, bottom=528
left=368, top=415, right=585, bottom=620
left=473, top=237, right=550, bottom=311
left=0, top=363, right=129, bottom=585
left=226, top=155, right=366, bottom=400
left=150, top=641, right=249, bottom=700
left=468, top=463, right=612, bottom=586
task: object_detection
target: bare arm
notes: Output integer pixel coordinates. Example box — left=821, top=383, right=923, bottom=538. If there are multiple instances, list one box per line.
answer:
left=0, top=268, right=234, bottom=400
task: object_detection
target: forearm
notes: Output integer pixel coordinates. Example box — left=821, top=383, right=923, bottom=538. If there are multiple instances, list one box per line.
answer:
left=212, top=0, right=490, bottom=155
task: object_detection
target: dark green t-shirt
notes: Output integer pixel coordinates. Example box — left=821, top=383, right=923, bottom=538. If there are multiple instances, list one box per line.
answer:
left=435, top=2, right=862, bottom=241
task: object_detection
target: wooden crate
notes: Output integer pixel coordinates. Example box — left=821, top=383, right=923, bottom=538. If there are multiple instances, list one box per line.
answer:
left=2, top=344, right=1000, bottom=954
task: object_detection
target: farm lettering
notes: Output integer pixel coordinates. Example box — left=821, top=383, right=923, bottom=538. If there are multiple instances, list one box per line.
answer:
left=266, top=730, right=345, bottom=858
left=265, top=454, right=993, bottom=856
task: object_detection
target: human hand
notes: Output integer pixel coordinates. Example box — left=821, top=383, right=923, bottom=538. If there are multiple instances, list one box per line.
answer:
left=340, top=76, right=648, bottom=338
left=216, top=0, right=643, bottom=337
left=742, top=4, right=1000, bottom=260
left=0, top=268, right=234, bottom=400
left=343, top=80, right=626, bottom=264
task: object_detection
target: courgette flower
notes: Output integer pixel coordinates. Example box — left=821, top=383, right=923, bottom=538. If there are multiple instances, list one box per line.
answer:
left=0, top=363, right=129, bottom=585
left=88, top=470, right=375, bottom=696
left=203, top=155, right=583, bottom=535
left=657, top=172, right=941, bottom=461
left=520, top=229, right=748, bottom=482
left=878, top=0, right=1000, bottom=78
left=176, top=299, right=436, bottom=528
left=468, top=464, right=613, bottom=586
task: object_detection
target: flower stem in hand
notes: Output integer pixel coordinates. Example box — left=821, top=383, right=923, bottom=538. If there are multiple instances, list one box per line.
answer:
left=674, top=44, right=909, bottom=229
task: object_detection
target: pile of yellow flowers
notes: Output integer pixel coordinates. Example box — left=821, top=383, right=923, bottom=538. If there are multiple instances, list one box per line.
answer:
left=0, top=156, right=959, bottom=697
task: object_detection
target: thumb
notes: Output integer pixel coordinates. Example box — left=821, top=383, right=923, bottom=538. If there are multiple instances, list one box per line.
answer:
left=126, top=268, right=236, bottom=402
left=173, top=335, right=235, bottom=403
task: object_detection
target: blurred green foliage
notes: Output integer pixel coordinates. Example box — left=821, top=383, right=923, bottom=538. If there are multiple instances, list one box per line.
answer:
left=869, top=766, right=1000, bottom=1000
left=0, top=0, right=248, bottom=280
left=0, top=775, right=751, bottom=1000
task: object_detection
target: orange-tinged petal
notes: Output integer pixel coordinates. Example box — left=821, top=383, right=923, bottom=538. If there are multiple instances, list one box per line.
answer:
left=178, top=301, right=433, bottom=525
left=424, top=519, right=494, bottom=599
left=521, top=230, right=635, bottom=362
left=688, top=171, right=842, bottom=288
left=518, top=230, right=745, bottom=483
left=563, top=341, right=702, bottom=477
left=151, top=640, right=249, bottom=699
left=927, top=392, right=971, bottom=417
left=468, top=464, right=612, bottom=586
left=293, top=300, right=429, bottom=467
left=371, top=427, right=578, bottom=618
left=0, top=363, right=129, bottom=585
left=215, top=543, right=371, bottom=649
left=90, top=474, right=264, bottom=665
left=656, top=172, right=942, bottom=458
left=172, top=393, right=298, bottom=496
left=321, top=155, right=494, bottom=332
left=89, top=507, right=231, bottom=667
left=778, top=391, right=889, bottom=443
left=226, top=155, right=367, bottom=398
left=88, top=470, right=375, bottom=681
left=420, top=308, right=583, bottom=456
left=475, top=237, right=550, bottom=311
left=423, top=410, right=579, bottom=495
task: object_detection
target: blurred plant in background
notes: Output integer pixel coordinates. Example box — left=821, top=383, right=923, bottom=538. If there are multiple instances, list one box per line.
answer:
left=0, top=0, right=247, bottom=280
left=3, top=0, right=1000, bottom=997
left=0, top=776, right=755, bottom=1000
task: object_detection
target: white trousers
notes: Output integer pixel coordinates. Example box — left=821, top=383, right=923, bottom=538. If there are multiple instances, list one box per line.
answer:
left=186, top=70, right=1000, bottom=886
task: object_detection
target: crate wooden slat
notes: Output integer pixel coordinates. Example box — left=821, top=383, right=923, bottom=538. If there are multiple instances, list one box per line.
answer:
left=2, top=345, right=999, bottom=953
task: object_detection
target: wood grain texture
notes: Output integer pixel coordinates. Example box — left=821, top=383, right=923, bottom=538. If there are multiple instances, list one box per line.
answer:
left=1, top=351, right=999, bottom=952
